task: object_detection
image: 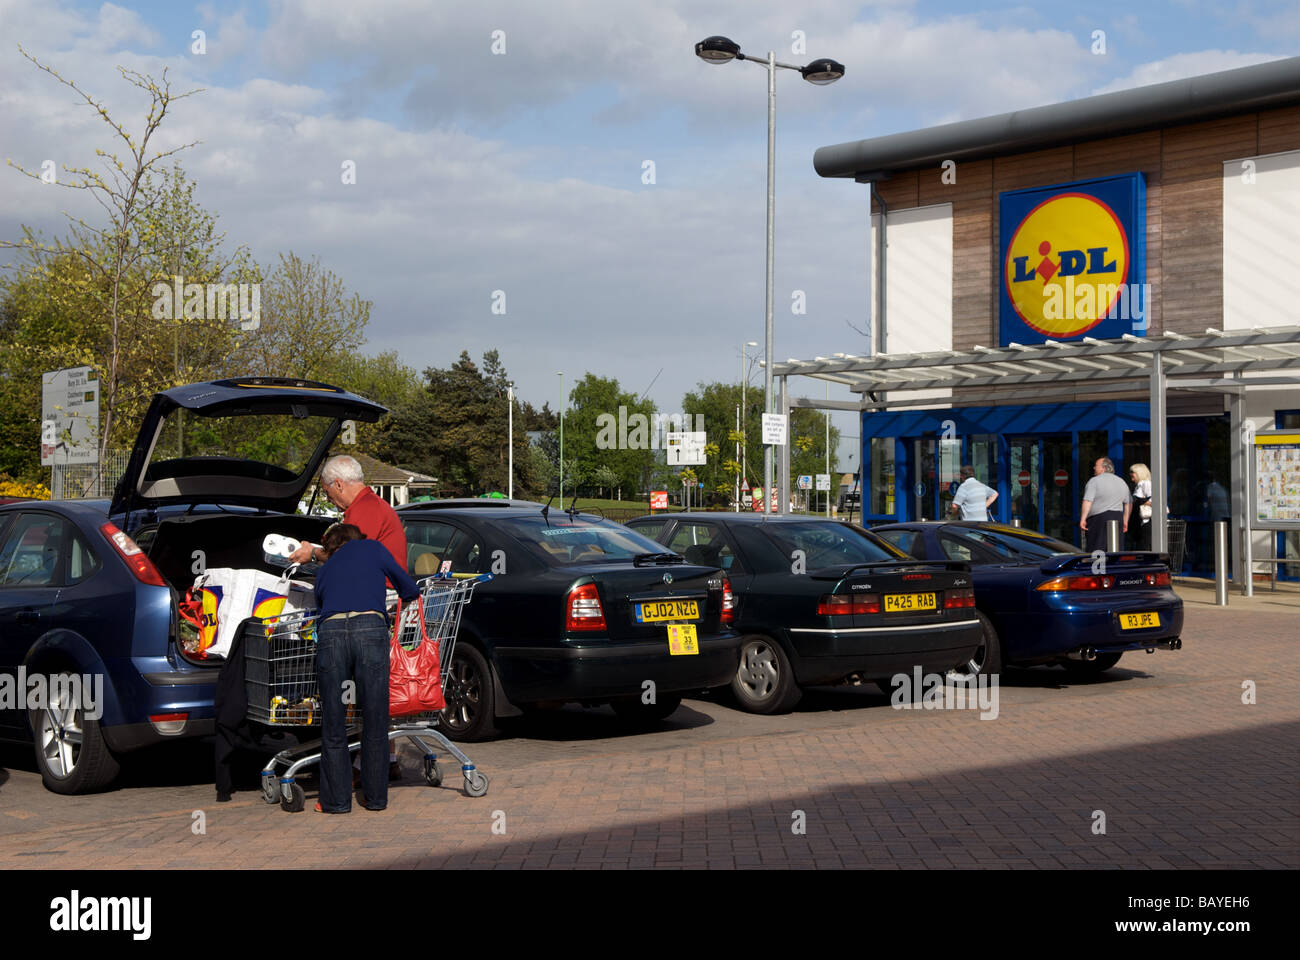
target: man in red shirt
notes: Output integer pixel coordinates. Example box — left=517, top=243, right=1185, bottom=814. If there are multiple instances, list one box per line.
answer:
left=291, top=455, right=407, bottom=568
left=290, top=454, right=410, bottom=780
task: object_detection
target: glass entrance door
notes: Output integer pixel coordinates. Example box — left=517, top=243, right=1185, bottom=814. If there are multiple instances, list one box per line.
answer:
left=1008, top=437, right=1040, bottom=531
left=1043, top=436, right=1074, bottom=544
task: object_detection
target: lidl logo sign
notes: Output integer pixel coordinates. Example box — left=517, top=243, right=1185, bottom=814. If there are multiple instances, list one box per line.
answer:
left=999, top=173, right=1146, bottom=345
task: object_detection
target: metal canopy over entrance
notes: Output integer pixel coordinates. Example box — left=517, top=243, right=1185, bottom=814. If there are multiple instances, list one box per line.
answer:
left=768, top=325, right=1300, bottom=586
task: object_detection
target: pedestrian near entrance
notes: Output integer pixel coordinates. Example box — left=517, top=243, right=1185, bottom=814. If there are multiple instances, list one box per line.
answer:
left=1080, top=457, right=1131, bottom=553
left=951, top=465, right=998, bottom=521
left=1130, top=463, right=1153, bottom=550
left=313, top=523, right=419, bottom=814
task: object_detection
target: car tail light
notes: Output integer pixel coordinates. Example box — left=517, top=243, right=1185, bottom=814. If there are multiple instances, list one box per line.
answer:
left=565, top=583, right=606, bottom=631
left=902, top=573, right=931, bottom=581
left=944, top=587, right=976, bottom=609
left=100, top=523, right=168, bottom=587
left=721, top=578, right=736, bottom=624
left=1037, top=574, right=1114, bottom=591
left=818, top=593, right=880, bottom=616
left=1146, top=571, right=1171, bottom=587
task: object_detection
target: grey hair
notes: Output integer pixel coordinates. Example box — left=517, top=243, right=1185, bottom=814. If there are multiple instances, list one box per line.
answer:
left=1099, top=457, right=1115, bottom=473
left=322, top=454, right=364, bottom=486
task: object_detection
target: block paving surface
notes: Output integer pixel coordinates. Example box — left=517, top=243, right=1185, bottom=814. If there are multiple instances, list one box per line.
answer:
left=1, top=587, right=1296, bottom=870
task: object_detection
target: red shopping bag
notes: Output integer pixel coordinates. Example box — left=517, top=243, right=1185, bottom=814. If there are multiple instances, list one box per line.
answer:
left=389, top=598, right=444, bottom=716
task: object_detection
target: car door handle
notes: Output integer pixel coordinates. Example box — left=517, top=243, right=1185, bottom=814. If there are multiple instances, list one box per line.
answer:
left=15, top=608, right=39, bottom=624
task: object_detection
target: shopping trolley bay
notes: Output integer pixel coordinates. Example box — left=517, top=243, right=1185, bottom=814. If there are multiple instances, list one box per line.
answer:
left=0, top=592, right=1295, bottom=870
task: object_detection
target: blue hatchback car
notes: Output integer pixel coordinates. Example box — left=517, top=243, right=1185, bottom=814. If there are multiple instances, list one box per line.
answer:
left=870, top=522, right=1183, bottom=679
left=0, top=377, right=386, bottom=793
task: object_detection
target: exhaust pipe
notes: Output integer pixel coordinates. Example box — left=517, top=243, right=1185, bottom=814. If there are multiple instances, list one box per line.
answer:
left=1067, top=647, right=1097, bottom=661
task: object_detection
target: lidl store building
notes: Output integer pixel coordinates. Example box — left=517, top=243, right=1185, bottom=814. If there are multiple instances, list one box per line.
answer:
left=774, top=57, right=1300, bottom=580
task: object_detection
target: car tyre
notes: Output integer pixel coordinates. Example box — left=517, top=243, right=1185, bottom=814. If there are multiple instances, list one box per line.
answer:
left=30, top=672, right=121, bottom=795
left=731, top=636, right=802, bottom=714
left=946, top=612, right=1002, bottom=685
left=1060, top=651, right=1123, bottom=677
left=440, top=644, right=498, bottom=742
left=610, top=695, right=682, bottom=724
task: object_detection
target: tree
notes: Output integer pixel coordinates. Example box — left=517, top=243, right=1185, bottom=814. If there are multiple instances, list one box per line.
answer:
left=3, top=46, right=201, bottom=460
left=377, top=350, right=537, bottom=497
left=1, top=163, right=251, bottom=481
left=562, top=374, right=657, bottom=498
left=242, top=252, right=368, bottom=381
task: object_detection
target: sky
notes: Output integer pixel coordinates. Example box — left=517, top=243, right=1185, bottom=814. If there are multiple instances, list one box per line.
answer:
left=1, top=0, right=1296, bottom=472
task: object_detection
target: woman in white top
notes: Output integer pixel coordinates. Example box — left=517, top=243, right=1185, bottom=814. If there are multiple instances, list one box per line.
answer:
left=1130, top=463, right=1153, bottom=550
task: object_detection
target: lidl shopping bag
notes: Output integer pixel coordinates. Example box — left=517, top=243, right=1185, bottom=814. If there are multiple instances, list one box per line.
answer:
left=185, top=567, right=316, bottom=659
left=389, top=597, right=444, bottom=716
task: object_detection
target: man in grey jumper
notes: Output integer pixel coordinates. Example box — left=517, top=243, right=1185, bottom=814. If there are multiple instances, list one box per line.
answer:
left=1080, top=457, right=1131, bottom=553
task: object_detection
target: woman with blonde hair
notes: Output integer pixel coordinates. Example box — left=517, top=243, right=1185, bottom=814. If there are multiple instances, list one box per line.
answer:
left=1129, top=463, right=1153, bottom=550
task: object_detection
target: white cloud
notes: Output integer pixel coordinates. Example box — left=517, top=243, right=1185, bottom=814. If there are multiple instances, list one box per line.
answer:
left=1091, top=50, right=1286, bottom=94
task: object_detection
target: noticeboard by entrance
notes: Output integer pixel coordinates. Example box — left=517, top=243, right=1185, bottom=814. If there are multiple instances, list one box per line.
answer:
left=1253, top=431, right=1300, bottom=529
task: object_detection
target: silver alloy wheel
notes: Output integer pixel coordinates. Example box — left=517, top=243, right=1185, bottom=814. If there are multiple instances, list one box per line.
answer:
left=947, top=640, right=987, bottom=683
left=443, top=656, right=481, bottom=731
left=37, top=683, right=83, bottom=779
left=738, top=639, right=779, bottom=701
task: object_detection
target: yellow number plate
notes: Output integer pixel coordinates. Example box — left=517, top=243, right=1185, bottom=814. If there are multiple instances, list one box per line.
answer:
left=667, top=623, right=699, bottom=655
left=884, top=592, right=937, bottom=612
left=637, top=600, right=699, bottom=623
left=1120, top=611, right=1160, bottom=630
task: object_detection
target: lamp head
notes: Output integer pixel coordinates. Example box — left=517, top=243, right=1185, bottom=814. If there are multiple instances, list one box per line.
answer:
left=695, top=36, right=741, bottom=63
left=801, top=58, right=845, bottom=85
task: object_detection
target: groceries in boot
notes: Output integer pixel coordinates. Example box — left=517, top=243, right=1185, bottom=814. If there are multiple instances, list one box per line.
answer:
left=179, top=564, right=316, bottom=659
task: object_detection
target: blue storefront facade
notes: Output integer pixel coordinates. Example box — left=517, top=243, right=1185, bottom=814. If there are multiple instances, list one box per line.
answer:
left=856, top=402, right=1239, bottom=574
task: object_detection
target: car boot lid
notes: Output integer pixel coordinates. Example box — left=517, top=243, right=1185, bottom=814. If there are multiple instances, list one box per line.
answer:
left=110, top=377, right=387, bottom=517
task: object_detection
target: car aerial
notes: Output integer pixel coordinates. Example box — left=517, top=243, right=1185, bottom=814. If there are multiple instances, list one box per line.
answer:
left=0, top=377, right=387, bottom=793
left=869, top=521, right=1183, bottom=679
left=622, top=512, right=984, bottom=713
left=394, top=500, right=742, bottom=739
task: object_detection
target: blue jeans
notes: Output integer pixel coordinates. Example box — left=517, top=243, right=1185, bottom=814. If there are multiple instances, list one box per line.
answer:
left=316, top=615, right=390, bottom=812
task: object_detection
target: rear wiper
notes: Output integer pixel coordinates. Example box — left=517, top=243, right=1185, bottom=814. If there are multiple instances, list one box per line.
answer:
left=633, top=552, right=685, bottom=566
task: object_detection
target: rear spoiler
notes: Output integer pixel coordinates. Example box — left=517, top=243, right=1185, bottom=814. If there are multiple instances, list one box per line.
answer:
left=809, top=560, right=970, bottom=581
left=1040, top=552, right=1172, bottom=575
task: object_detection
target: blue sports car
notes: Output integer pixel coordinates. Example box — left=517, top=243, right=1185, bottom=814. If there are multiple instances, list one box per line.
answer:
left=870, top=522, right=1183, bottom=679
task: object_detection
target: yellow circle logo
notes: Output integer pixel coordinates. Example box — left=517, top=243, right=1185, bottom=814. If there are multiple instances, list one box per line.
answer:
left=1004, top=193, right=1130, bottom=338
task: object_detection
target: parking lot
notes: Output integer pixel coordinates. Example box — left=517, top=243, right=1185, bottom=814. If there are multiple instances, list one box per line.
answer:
left=0, top=584, right=1295, bottom=870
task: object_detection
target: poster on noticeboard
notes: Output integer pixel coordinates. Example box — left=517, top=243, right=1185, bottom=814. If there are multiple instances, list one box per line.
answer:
left=1253, top=431, right=1300, bottom=529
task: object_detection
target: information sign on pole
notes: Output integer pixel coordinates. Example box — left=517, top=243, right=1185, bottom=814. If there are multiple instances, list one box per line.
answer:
left=761, top=413, right=787, bottom=446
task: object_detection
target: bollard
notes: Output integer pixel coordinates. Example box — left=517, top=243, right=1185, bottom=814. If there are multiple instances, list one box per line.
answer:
left=1106, top=518, right=1121, bottom=553
left=1214, top=520, right=1228, bottom=606
left=1012, top=518, right=1022, bottom=528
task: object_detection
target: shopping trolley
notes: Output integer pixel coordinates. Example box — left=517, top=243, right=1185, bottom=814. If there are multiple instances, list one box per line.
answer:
left=247, top=572, right=493, bottom=812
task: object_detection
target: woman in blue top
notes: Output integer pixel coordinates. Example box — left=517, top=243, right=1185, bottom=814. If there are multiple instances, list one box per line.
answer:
left=313, top=523, right=419, bottom=813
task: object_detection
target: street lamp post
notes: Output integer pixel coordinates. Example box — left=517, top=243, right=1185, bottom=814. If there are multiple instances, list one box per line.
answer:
left=739, top=340, right=757, bottom=512
left=695, top=36, right=844, bottom=515
left=557, top=371, right=565, bottom=501
left=507, top=381, right=514, bottom=501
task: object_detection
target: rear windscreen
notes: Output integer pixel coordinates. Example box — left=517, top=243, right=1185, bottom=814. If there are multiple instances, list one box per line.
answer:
left=500, top=517, right=668, bottom=565
left=149, top=412, right=335, bottom=482
left=758, top=522, right=901, bottom=567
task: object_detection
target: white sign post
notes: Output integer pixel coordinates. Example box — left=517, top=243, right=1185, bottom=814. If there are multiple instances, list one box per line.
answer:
left=815, top=473, right=831, bottom=491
